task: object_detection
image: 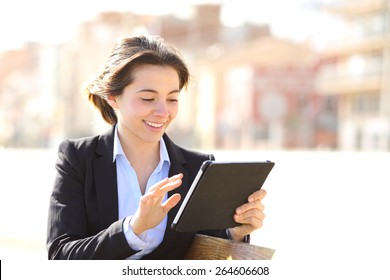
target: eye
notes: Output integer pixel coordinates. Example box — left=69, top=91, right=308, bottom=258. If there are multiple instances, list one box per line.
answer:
left=141, top=98, right=155, bottom=102
left=167, top=94, right=179, bottom=103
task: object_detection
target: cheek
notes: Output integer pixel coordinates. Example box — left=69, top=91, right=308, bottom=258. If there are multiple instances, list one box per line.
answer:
left=120, top=101, right=145, bottom=116
left=169, top=104, right=179, bottom=119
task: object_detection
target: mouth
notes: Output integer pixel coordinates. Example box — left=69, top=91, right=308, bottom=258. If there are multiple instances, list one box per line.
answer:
left=144, top=120, right=166, bottom=128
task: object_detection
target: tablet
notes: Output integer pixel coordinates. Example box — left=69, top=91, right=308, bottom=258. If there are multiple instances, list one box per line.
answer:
left=171, top=160, right=274, bottom=232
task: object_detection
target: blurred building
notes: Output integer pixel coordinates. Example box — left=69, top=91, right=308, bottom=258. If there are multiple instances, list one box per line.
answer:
left=55, top=4, right=330, bottom=150
left=0, top=3, right=337, bottom=150
left=55, top=11, right=142, bottom=140
left=316, top=0, right=390, bottom=150
left=190, top=38, right=337, bottom=150
left=0, top=43, right=58, bottom=147
left=158, top=6, right=335, bottom=150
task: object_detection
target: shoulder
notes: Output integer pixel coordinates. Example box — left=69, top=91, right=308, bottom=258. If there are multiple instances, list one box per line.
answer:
left=163, top=134, right=214, bottom=168
left=58, top=135, right=100, bottom=158
left=55, top=136, right=100, bottom=178
left=179, top=146, right=214, bottom=164
left=180, top=147, right=214, bottom=178
left=57, top=126, right=115, bottom=160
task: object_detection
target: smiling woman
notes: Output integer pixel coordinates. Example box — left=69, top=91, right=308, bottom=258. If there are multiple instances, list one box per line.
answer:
left=106, top=65, right=181, bottom=144
left=85, top=37, right=189, bottom=126
left=46, top=35, right=268, bottom=260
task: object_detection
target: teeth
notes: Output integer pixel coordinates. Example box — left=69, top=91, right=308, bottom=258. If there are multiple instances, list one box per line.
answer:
left=145, top=121, right=164, bottom=128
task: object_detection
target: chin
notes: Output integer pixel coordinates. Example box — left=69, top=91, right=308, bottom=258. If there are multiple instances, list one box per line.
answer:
left=142, top=134, right=164, bottom=144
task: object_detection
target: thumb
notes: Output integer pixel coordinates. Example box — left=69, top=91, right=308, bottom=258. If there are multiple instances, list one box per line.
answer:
left=161, top=193, right=181, bottom=213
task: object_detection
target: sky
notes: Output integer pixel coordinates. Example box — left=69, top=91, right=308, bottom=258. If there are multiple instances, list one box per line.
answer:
left=0, top=0, right=338, bottom=51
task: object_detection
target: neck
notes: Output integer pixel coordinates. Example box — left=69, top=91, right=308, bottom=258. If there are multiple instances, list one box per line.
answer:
left=117, top=125, right=160, bottom=167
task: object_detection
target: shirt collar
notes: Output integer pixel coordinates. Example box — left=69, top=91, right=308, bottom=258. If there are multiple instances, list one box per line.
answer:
left=113, top=125, right=170, bottom=168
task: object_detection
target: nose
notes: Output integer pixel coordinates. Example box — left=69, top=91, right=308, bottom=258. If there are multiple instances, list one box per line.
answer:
left=154, top=101, right=169, bottom=118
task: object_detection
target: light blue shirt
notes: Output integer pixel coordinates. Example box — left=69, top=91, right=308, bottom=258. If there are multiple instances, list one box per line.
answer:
left=113, top=126, right=170, bottom=259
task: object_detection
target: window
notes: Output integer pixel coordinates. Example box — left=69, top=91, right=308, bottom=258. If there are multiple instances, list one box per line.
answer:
left=352, top=92, right=380, bottom=115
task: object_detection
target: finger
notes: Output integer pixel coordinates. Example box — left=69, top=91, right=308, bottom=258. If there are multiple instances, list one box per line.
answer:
left=248, top=188, right=267, bottom=202
left=234, top=213, right=264, bottom=231
left=236, top=200, right=264, bottom=215
left=234, top=208, right=265, bottom=223
left=161, top=193, right=181, bottom=213
left=141, top=176, right=182, bottom=207
left=149, top=173, right=183, bottom=192
left=142, top=181, right=182, bottom=206
left=155, top=177, right=182, bottom=195
left=148, top=177, right=169, bottom=192
left=168, top=173, right=183, bottom=181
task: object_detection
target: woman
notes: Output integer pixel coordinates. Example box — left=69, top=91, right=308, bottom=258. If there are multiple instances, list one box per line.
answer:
left=47, top=35, right=267, bottom=259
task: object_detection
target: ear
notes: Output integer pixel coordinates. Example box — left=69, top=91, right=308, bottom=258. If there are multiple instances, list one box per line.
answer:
left=106, top=95, right=119, bottom=109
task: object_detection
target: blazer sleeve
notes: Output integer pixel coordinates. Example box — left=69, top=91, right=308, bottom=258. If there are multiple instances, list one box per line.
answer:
left=46, top=140, right=137, bottom=259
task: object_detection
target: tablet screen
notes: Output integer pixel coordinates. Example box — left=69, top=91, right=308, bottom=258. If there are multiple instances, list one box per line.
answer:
left=171, top=160, right=274, bottom=232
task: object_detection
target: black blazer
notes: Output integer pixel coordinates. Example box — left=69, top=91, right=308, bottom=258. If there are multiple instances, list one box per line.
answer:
left=47, top=126, right=228, bottom=259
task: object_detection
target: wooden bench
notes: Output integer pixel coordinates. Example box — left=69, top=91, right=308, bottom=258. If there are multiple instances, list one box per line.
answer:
left=184, top=234, right=275, bottom=260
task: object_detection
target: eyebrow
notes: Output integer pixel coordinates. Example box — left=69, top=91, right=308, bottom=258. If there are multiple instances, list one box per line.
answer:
left=136, top=89, right=180, bottom=94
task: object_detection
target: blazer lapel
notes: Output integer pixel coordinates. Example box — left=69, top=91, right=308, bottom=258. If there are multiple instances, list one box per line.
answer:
left=163, top=134, right=190, bottom=226
left=93, top=126, right=119, bottom=229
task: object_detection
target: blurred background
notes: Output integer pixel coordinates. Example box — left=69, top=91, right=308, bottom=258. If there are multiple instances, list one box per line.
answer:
left=1, top=0, right=389, bottom=278
left=2, top=0, right=390, bottom=151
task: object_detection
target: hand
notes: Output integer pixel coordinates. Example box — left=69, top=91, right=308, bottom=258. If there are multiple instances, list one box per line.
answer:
left=228, top=189, right=267, bottom=241
left=130, top=173, right=183, bottom=235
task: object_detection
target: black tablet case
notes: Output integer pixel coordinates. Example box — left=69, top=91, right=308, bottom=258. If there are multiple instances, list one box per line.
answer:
left=171, top=160, right=274, bottom=232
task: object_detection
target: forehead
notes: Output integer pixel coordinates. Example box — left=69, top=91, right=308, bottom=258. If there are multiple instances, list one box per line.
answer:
left=125, top=64, right=180, bottom=92
left=132, top=64, right=179, bottom=80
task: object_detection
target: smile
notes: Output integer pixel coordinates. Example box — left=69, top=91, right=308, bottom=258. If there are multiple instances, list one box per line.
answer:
left=144, top=120, right=166, bottom=128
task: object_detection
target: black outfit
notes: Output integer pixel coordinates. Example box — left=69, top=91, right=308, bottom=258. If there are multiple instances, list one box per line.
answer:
left=47, top=126, right=229, bottom=259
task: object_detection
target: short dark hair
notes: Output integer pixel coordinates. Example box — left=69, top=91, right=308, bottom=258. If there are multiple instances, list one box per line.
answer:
left=85, top=35, right=190, bottom=125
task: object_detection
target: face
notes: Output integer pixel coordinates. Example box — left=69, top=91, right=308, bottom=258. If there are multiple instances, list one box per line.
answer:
left=108, top=64, right=180, bottom=145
